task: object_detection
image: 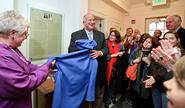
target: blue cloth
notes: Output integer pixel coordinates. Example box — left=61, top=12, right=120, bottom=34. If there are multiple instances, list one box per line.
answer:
left=51, top=39, right=98, bottom=108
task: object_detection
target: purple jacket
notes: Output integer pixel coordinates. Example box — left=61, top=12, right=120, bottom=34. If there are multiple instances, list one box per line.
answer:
left=0, top=44, right=51, bottom=108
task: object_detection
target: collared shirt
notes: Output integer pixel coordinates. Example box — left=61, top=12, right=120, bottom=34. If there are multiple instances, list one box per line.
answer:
left=85, top=29, right=93, bottom=40
left=175, top=26, right=181, bottom=32
left=84, top=29, right=104, bottom=56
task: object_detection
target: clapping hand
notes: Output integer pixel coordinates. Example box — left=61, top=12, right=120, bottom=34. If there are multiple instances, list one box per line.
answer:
left=128, top=36, right=134, bottom=45
left=151, top=40, right=181, bottom=71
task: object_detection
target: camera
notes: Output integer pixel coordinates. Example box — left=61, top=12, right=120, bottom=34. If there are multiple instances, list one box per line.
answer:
left=142, top=50, right=150, bottom=57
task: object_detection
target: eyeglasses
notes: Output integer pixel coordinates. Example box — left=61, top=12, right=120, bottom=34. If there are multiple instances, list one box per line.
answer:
left=16, top=30, right=29, bottom=38
left=0, top=31, right=8, bottom=35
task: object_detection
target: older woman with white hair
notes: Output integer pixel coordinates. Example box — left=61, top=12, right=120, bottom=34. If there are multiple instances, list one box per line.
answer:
left=0, top=10, right=53, bottom=108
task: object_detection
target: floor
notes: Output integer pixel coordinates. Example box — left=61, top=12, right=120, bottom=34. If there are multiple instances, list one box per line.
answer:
left=111, top=96, right=132, bottom=108
left=100, top=94, right=132, bottom=108
left=81, top=94, right=133, bottom=108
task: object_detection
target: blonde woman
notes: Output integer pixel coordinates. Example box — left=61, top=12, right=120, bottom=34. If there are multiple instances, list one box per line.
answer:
left=164, top=55, right=185, bottom=108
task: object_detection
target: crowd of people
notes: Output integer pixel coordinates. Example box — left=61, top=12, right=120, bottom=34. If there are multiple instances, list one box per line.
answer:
left=68, top=13, right=185, bottom=108
left=1, top=10, right=185, bottom=108
left=101, top=15, right=185, bottom=108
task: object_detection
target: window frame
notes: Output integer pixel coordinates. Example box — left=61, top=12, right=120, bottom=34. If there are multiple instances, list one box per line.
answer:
left=145, top=16, right=168, bottom=38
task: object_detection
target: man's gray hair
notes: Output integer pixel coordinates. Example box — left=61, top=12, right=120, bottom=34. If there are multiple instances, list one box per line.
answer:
left=173, top=14, right=182, bottom=23
left=83, top=13, right=94, bottom=23
left=83, top=13, right=88, bottom=23
left=0, top=10, right=28, bottom=35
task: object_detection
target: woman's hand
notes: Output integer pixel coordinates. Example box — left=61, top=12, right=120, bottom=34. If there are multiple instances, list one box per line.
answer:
left=143, top=76, right=155, bottom=88
left=142, top=56, right=151, bottom=66
left=118, top=52, right=124, bottom=57
left=111, top=52, right=124, bottom=58
left=128, top=36, right=134, bottom=45
left=160, top=40, right=181, bottom=62
left=151, top=46, right=174, bottom=71
left=133, top=57, right=141, bottom=64
left=151, top=40, right=181, bottom=71
left=160, top=40, right=173, bottom=51
left=49, top=60, right=56, bottom=72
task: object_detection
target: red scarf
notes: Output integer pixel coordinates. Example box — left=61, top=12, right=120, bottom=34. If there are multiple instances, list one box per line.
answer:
left=106, top=40, right=119, bottom=85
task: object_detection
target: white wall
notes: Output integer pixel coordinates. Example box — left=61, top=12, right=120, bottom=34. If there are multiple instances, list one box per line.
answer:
left=1, top=0, right=126, bottom=57
left=1, top=0, right=88, bottom=58
left=0, top=0, right=14, bottom=13
left=122, top=0, right=185, bottom=34
left=88, top=0, right=125, bottom=35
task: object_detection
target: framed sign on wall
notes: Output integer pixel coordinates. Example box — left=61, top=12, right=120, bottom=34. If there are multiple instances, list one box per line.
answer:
left=29, top=8, right=62, bottom=60
left=152, top=0, right=167, bottom=6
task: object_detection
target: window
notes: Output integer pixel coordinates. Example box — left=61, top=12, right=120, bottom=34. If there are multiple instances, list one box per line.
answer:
left=145, top=17, right=168, bottom=38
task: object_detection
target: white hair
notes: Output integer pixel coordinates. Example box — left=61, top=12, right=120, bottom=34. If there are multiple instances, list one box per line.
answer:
left=83, top=13, right=94, bottom=23
left=0, top=10, right=28, bottom=36
left=173, top=15, right=182, bottom=23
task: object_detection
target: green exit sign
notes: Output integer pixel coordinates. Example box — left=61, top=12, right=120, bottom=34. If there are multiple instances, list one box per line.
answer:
left=152, top=0, right=167, bottom=6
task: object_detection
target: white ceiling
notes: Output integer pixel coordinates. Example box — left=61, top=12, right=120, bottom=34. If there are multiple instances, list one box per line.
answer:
left=109, top=0, right=153, bottom=13
left=128, top=0, right=146, bottom=5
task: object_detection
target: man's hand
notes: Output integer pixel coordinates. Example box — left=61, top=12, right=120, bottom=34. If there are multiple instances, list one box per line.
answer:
left=90, top=50, right=102, bottom=59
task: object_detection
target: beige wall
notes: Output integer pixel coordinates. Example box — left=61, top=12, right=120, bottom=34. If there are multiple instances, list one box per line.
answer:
left=122, top=0, right=185, bottom=34
left=2, top=0, right=185, bottom=54
left=88, top=0, right=125, bottom=36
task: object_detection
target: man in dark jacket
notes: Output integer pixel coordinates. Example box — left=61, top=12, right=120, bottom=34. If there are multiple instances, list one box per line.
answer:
left=68, top=13, right=108, bottom=108
left=166, top=15, right=185, bottom=49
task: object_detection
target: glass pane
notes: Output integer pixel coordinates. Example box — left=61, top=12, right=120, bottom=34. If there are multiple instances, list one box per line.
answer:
left=164, top=25, right=167, bottom=30
left=160, top=18, right=166, bottom=21
left=149, top=22, right=156, bottom=30
left=161, top=31, right=165, bottom=38
left=157, top=22, right=164, bottom=29
left=164, top=30, right=168, bottom=33
left=149, top=30, right=155, bottom=36
left=160, top=30, right=169, bottom=38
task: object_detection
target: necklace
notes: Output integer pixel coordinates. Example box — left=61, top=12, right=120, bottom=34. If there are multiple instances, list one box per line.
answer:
left=11, top=48, right=29, bottom=64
